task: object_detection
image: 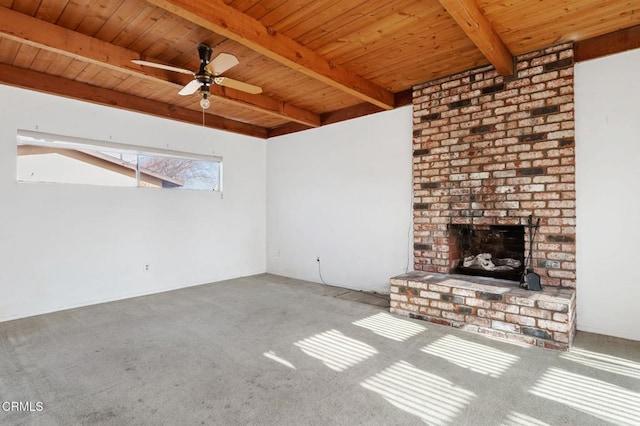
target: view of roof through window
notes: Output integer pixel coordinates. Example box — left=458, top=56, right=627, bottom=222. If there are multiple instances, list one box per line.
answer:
left=16, top=131, right=222, bottom=191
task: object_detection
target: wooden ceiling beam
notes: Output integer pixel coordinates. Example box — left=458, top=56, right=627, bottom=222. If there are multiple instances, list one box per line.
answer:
left=437, top=0, right=513, bottom=76
left=0, top=63, right=268, bottom=139
left=267, top=122, right=311, bottom=139
left=209, top=85, right=320, bottom=127
left=268, top=89, right=414, bottom=138
left=575, top=25, right=640, bottom=62
left=323, top=89, right=413, bottom=124
left=0, top=7, right=320, bottom=127
left=145, top=0, right=395, bottom=110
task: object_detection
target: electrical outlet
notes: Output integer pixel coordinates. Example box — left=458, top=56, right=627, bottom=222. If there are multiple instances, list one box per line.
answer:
left=316, top=257, right=320, bottom=262
left=144, top=264, right=150, bottom=272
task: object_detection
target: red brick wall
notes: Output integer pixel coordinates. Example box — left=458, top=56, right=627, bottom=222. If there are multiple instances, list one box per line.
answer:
left=412, top=43, right=576, bottom=288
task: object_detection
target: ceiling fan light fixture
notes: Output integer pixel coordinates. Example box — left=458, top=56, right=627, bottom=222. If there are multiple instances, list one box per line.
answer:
left=200, top=92, right=211, bottom=109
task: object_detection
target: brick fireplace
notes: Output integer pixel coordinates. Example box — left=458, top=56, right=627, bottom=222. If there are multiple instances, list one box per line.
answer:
left=391, top=43, right=577, bottom=350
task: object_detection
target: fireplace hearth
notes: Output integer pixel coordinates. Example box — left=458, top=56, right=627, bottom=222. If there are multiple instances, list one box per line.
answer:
left=390, top=271, right=576, bottom=350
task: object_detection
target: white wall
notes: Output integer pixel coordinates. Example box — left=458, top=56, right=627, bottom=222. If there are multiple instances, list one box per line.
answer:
left=0, top=85, right=266, bottom=322
left=267, top=107, right=413, bottom=293
left=575, top=48, right=640, bottom=341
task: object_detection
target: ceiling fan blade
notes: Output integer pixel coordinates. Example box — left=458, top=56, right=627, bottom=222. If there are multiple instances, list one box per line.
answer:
left=178, top=80, right=201, bottom=96
left=206, top=53, right=239, bottom=76
left=132, top=59, right=193, bottom=75
left=214, top=77, right=262, bottom=94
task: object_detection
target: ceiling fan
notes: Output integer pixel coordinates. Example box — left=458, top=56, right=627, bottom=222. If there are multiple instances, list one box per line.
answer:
left=132, top=44, right=262, bottom=109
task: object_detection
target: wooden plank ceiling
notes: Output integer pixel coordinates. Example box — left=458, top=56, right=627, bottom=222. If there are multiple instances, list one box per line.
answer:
left=0, top=0, right=638, bottom=138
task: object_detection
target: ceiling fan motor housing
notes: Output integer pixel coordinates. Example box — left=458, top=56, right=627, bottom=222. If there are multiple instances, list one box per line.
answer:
left=196, top=75, right=213, bottom=87
left=198, top=44, right=213, bottom=74
left=196, top=44, right=214, bottom=87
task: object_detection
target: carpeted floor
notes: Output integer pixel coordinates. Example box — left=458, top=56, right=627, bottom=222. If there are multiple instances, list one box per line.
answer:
left=1, top=273, right=639, bottom=425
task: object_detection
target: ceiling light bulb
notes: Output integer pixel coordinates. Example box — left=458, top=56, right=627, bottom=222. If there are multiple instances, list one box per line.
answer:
left=200, top=96, right=211, bottom=109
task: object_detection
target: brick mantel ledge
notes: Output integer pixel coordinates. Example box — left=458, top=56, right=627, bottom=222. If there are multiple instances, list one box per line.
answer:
left=390, top=271, right=576, bottom=350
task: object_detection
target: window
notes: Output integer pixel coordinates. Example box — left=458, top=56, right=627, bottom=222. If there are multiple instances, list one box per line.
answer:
left=16, top=131, right=222, bottom=191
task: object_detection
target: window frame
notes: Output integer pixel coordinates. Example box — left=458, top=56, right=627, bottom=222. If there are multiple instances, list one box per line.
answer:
left=16, top=130, right=223, bottom=192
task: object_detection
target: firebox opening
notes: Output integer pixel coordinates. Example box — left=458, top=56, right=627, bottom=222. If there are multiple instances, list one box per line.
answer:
left=448, top=224, right=525, bottom=282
